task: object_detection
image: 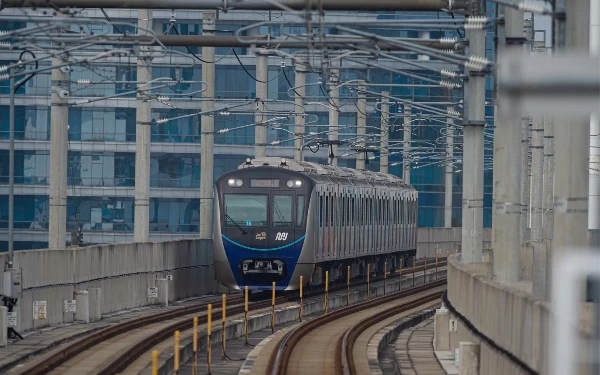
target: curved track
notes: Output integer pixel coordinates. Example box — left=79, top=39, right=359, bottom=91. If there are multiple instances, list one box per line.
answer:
left=270, top=280, right=446, bottom=375
left=14, top=259, right=445, bottom=375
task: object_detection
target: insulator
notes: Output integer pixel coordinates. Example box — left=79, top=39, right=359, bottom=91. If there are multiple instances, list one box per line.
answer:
left=75, top=99, right=90, bottom=105
left=76, top=79, right=91, bottom=84
left=0, top=65, right=8, bottom=73
left=441, top=69, right=458, bottom=79
left=157, top=96, right=170, bottom=101
left=0, top=42, right=12, bottom=49
left=447, top=109, right=461, bottom=117
left=439, top=37, right=457, bottom=45
left=156, top=118, right=169, bottom=124
left=0, top=74, right=9, bottom=82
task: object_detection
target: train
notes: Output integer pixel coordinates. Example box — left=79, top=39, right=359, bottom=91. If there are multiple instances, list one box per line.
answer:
left=213, top=157, right=418, bottom=291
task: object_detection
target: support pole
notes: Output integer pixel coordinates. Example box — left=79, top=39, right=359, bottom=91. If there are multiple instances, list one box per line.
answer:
left=445, top=106, right=454, bottom=228
left=49, top=17, right=69, bottom=249
left=380, top=91, right=390, bottom=173
left=543, top=118, right=555, bottom=240
left=293, top=62, right=306, bottom=162
left=530, top=117, right=544, bottom=241
left=8, top=77, right=15, bottom=258
left=356, top=82, right=367, bottom=170
left=328, top=69, right=340, bottom=166
left=199, top=12, right=216, bottom=240
left=590, top=115, right=600, bottom=230
left=461, top=22, right=485, bottom=263
left=403, top=104, right=412, bottom=184
left=520, top=117, right=531, bottom=244
left=493, top=5, right=524, bottom=282
left=134, top=9, right=152, bottom=243
left=254, top=52, right=268, bottom=158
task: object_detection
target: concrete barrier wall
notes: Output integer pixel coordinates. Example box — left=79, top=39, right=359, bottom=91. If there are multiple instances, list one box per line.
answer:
left=0, top=240, right=218, bottom=332
left=417, top=227, right=492, bottom=258
left=447, top=255, right=594, bottom=375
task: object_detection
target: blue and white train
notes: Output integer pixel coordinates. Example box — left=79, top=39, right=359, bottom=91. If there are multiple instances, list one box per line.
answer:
left=213, top=157, right=418, bottom=291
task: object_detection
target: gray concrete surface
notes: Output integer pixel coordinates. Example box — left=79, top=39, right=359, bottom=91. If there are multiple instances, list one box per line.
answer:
left=0, top=239, right=218, bottom=332
left=417, top=227, right=492, bottom=259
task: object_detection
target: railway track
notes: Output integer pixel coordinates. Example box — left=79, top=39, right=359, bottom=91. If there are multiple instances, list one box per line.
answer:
left=269, top=279, right=446, bottom=375
left=13, top=259, right=446, bottom=375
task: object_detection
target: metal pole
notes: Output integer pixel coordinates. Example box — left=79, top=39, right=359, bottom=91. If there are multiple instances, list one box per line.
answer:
left=8, top=77, right=15, bottom=259
left=445, top=106, right=454, bottom=228
left=380, top=91, right=390, bottom=173
left=133, top=9, right=152, bottom=242
left=356, top=82, right=366, bottom=170
left=543, top=118, right=555, bottom=240
left=293, top=62, right=306, bottom=162
left=49, top=16, right=69, bottom=249
left=254, top=52, right=268, bottom=158
left=199, top=13, right=216, bottom=240
left=589, top=0, right=600, bottom=232
left=403, top=104, right=412, bottom=184
left=520, top=117, right=531, bottom=244
left=492, top=5, right=524, bottom=282
left=328, top=69, right=339, bottom=166
left=530, top=117, right=544, bottom=241
left=461, top=21, right=485, bottom=263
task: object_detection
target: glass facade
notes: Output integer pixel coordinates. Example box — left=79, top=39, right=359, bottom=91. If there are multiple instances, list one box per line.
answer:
left=0, top=10, right=495, bottom=251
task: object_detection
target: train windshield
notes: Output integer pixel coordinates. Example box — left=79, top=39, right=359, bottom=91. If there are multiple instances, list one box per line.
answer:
left=272, top=195, right=293, bottom=227
left=224, top=194, right=268, bottom=227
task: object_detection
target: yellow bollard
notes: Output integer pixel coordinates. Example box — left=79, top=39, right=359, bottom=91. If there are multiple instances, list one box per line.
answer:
left=384, top=262, right=387, bottom=296
left=412, top=256, right=416, bottom=287
left=325, top=271, right=329, bottom=313
left=222, top=294, right=226, bottom=360
left=424, top=256, right=427, bottom=282
left=455, top=249, right=458, bottom=254
left=207, top=304, right=212, bottom=374
left=367, top=263, right=370, bottom=300
left=244, top=286, right=248, bottom=345
left=347, top=265, right=351, bottom=306
left=271, top=282, right=276, bottom=333
left=299, top=276, right=303, bottom=322
left=435, top=253, right=438, bottom=280
left=152, top=350, right=159, bottom=375
left=399, top=262, right=403, bottom=290
left=174, top=330, right=180, bottom=375
left=192, top=317, right=198, bottom=375
left=447, top=250, right=450, bottom=259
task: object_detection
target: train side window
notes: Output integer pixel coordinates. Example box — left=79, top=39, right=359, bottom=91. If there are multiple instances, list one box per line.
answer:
left=319, top=195, right=323, bottom=227
left=297, top=195, right=305, bottom=227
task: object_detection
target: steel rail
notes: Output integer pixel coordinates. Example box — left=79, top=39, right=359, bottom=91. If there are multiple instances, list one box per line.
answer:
left=17, top=259, right=445, bottom=375
left=269, top=278, right=447, bottom=375
left=340, top=289, right=444, bottom=375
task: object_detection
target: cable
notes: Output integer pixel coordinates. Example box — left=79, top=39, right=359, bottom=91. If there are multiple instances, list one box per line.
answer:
left=232, top=49, right=282, bottom=84
left=101, top=8, right=126, bottom=36
left=283, top=68, right=302, bottom=97
left=319, top=84, right=338, bottom=109
left=450, top=12, right=464, bottom=39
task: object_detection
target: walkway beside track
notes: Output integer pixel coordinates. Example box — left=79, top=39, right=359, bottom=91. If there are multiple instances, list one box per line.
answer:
left=394, top=319, right=446, bottom=375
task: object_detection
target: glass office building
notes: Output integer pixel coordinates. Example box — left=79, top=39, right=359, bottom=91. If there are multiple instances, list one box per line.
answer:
left=0, top=9, right=495, bottom=251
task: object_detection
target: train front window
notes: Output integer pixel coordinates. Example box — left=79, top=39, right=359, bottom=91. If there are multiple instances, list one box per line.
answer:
left=272, top=195, right=293, bottom=227
left=224, top=194, right=268, bottom=227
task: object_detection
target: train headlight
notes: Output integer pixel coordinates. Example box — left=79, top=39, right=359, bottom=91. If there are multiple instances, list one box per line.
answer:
left=286, top=179, right=302, bottom=188
left=227, top=178, right=243, bottom=187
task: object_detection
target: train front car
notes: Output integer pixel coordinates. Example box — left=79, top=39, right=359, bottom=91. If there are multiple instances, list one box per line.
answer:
left=213, top=158, right=315, bottom=291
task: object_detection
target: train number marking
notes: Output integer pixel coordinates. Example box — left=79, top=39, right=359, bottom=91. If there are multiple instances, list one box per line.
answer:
left=275, top=232, right=289, bottom=241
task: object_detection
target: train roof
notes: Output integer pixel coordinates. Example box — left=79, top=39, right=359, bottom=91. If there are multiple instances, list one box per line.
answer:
left=238, top=157, right=415, bottom=190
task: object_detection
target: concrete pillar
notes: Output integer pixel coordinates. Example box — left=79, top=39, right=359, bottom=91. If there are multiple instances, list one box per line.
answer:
left=520, top=117, right=531, bottom=244
left=328, top=69, right=340, bottom=166
left=88, top=288, right=102, bottom=321
left=445, top=107, right=454, bottom=228
left=157, top=278, right=169, bottom=306
left=254, top=52, right=268, bottom=158
left=403, top=104, right=412, bottom=183
left=379, top=91, right=390, bottom=173
left=459, top=341, right=480, bottom=375
left=293, top=62, right=306, bottom=162
left=434, top=310, right=450, bottom=351
left=199, top=12, right=216, bottom=240
left=532, top=241, right=548, bottom=298
left=530, top=117, right=544, bottom=241
left=48, top=27, right=69, bottom=249
left=0, top=306, right=7, bottom=347
left=356, top=82, right=367, bottom=170
left=74, top=291, right=89, bottom=323
left=492, top=6, right=524, bottom=282
left=134, top=9, right=152, bottom=243
left=461, top=23, right=485, bottom=263
left=543, top=118, right=555, bottom=240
